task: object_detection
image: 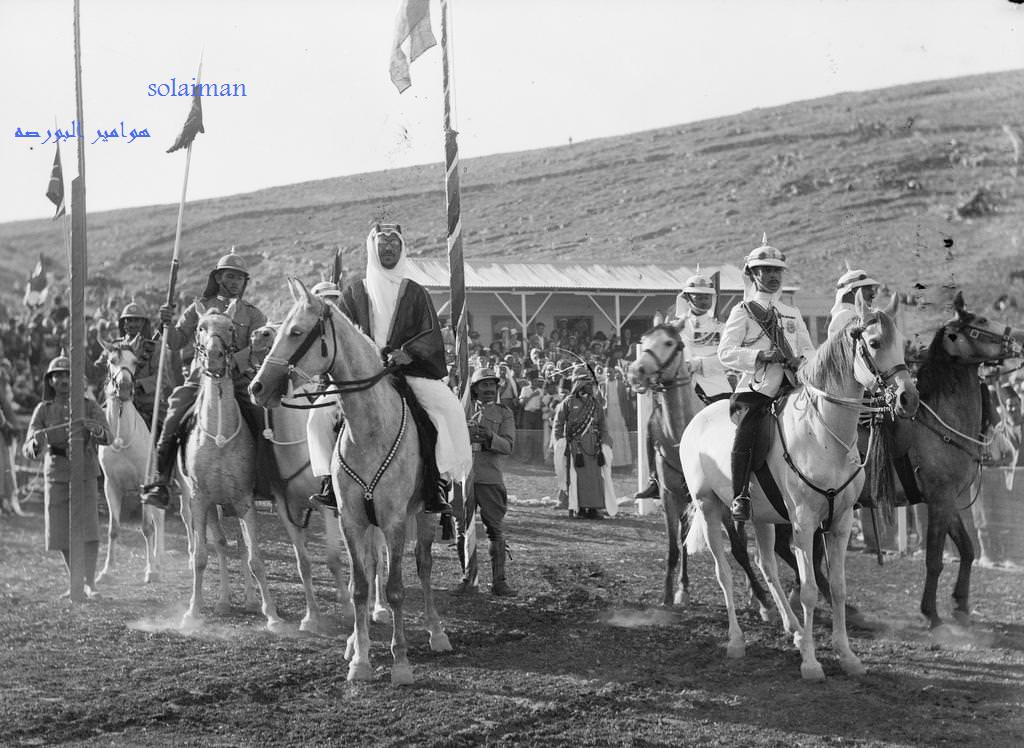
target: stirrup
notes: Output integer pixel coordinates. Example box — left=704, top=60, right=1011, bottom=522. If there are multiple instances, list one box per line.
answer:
left=730, top=495, right=751, bottom=522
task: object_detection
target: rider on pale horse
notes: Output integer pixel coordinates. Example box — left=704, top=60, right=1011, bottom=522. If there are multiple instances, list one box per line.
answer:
left=141, top=249, right=268, bottom=509
left=305, top=280, right=345, bottom=510
left=719, top=235, right=815, bottom=523
left=828, top=268, right=880, bottom=339
left=308, top=223, right=471, bottom=520
left=635, top=268, right=733, bottom=499
left=107, top=301, right=177, bottom=433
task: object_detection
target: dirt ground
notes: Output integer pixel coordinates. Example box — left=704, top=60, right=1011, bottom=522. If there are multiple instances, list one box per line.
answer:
left=2, top=463, right=1023, bottom=747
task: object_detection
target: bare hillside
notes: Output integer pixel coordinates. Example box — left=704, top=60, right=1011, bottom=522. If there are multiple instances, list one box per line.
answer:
left=2, top=69, right=1023, bottom=323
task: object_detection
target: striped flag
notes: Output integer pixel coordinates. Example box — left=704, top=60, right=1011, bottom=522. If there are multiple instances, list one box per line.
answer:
left=390, top=0, right=436, bottom=93
left=45, top=143, right=65, bottom=218
left=166, top=83, right=204, bottom=153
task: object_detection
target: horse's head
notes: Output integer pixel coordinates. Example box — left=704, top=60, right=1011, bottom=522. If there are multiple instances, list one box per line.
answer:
left=939, top=291, right=1021, bottom=364
left=249, top=323, right=279, bottom=368
left=194, top=300, right=239, bottom=379
left=249, top=278, right=332, bottom=407
left=847, top=298, right=918, bottom=417
left=98, top=338, right=139, bottom=402
left=627, top=323, right=690, bottom=394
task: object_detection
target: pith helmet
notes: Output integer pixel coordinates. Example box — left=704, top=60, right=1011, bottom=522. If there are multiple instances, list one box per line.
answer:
left=118, top=301, right=152, bottom=337
left=203, top=247, right=250, bottom=298
left=470, top=367, right=500, bottom=388
left=682, top=272, right=716, bottom=295
left=836, top=268, right=878, bottom=296
left=743, top=233, right=788, bottom=271
left=43, top=354, right=70, bottom=400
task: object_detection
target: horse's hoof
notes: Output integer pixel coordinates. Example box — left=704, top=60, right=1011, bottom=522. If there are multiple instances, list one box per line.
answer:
left=952, top=610, right=971, bottom=627
left=429, top=631, right=453, bottom=652
left=145, top=571, right=159, bottom=584
left=725, top=642, right=745, bottom=659
left=372, top=607, right=392, bottom=624
left=801, top=662, right=826, bottom=681
left=344, top=636, right=356, bottom=661
left=266, top=618, right=287, bottom=634
left=180, top=613, right=202, bottom=631
left=299, top=617, right=320, bottom=635
left=95, top=570, right=111, bottom=585
left=673, top=592, right=690, bottom=607
left=347, top=661, right=374, bottom=682
left=214, top=601, right=232, bottom=616
left=391, top=664, right=415, bottom=686
left=758, top=605, right=774, bottom=623
left=840, top=656, right=866, bottom=676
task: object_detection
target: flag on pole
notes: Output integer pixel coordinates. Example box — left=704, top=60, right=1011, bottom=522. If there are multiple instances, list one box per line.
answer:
left=166, top=84, right=204, bottom=153
left=390, top=0, right=437, bottom=93
left=46, top=143, right=66, bottom=218
left=24, top=253, right=50, bottom=309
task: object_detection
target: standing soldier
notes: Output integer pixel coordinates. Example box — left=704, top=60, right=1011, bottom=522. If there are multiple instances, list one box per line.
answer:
left=141, top=249, right=267, bottom=509
left=455, top=367, right=518, bottom=596
left=718, top=235, right=814, bottom=522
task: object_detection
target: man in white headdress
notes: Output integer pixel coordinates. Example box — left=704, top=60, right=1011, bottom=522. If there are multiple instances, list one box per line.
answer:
left=828, top=268, right=879, bottom=339
left=335, top=223, right=472, bottom=516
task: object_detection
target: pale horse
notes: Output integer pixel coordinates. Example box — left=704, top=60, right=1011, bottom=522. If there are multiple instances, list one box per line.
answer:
left=682, top=300, right=919, bottom=680
left=95, top=339, right=166, bottom=584
left=178, top=301, right=282, bottom=632
left=249, top=278, right=452, bottom=686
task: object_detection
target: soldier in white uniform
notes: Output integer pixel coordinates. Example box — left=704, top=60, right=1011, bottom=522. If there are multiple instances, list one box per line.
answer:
left=672, top=270, right=733, bottom=405
left=718, top=236, right=815, bottom=522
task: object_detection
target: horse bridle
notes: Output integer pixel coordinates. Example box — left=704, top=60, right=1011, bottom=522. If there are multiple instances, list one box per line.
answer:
left=195, top=318, right=238, bottom=379
left=946, top=320, right=1021, bottom=364
left=638, top=333, right=691, bottom=391
left=850, top=328, right=908, bottom=395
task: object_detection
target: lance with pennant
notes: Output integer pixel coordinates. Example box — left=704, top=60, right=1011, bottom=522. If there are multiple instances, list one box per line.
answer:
left=144, top=56, right=204, bottom=489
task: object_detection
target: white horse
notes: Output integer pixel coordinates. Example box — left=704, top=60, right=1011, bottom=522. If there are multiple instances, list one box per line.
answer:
left=96, top=340, right=165, bottom=584
left=682, top=301, right=918, bottom=679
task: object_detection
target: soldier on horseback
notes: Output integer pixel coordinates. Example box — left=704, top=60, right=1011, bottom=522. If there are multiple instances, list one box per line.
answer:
left=719, top=235, right=814, bottom=522
left=106, top=301, right=177, bottom=430
left=323, top=223, right=471, bottom=515
left=141, top=248, right=267, bottom=509
left=828, top=268, right=879, bottom=339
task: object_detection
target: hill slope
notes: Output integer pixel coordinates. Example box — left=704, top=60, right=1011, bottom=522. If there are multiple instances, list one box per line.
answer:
left=2, top=69, right=1023, bottom=325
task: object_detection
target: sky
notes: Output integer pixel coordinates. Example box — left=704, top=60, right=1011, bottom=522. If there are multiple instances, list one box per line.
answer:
left=1, top=0, right=1022, bottom=225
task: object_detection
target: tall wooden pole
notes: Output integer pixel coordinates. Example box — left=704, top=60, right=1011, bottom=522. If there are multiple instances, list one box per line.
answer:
left=67, top=0, right=88, bottom=602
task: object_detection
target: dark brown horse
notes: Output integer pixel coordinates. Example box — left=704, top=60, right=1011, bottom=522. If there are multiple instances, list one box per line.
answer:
left=893, top=292, right=1022, bottom=628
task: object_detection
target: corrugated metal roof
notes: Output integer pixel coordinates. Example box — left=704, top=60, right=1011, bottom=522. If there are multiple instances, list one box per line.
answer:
left=405, top=260, right=751, bottom=293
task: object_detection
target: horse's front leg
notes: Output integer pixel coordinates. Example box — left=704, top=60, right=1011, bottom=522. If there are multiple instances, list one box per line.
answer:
left=751, top=521, right=799, bottom=634
left=237, top=504, right=284, bottom=632
left=97, top=479, right=120, bottom=584
left=662, top=486, right=684, bottom=606
left=921, top=511, right=949, bottom=628
left=700, top=500, right=745, bottom=658
left=415, top=512, right=451, bottom=653
left=826, top=508, right=864, bottom=676
left=182, top=498, right=209, bottom=629
left=948, top=512, right=975, bottom=627
left=388, top=524, right=413, bottom=686
left=276, top=501, right=322, bottom=635
left=789, top=514, right=824, bottom=681
left=343, top=524, right=374, bottom=682
left=141, top=503, right=164, bottom=584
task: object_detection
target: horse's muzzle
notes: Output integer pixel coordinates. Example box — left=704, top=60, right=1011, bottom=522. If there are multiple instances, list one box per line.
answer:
left=893, top=375, right=920, bottom=418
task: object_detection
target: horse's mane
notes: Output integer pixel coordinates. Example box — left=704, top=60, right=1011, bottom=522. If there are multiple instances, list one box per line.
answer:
left=916, top=318, right=978, bottom=399
left=800, top=311, right=897, bottom=392
left=304, top=295, right=381, bottom=356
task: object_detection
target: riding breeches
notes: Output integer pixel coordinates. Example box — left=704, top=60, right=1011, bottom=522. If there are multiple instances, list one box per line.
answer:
left=730, top=391, right=772, bottom=498
left=306, top=396, right=342, bottom=478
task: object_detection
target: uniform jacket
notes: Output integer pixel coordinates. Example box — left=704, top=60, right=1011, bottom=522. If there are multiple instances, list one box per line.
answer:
left=166, top=296, right=267, bottom=378
left=674, top=310, right=732, bottom=399
left=26, top=397, right=110, bottom=481
left=340, top=279, right=447, bottom=380
left=467, top=400, right=515, bottom=485
left=718, top=291, right=814, bottom=398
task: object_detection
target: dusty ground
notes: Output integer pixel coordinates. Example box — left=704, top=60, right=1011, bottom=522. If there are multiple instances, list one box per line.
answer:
left=2, top=463, right=1023, bottom=747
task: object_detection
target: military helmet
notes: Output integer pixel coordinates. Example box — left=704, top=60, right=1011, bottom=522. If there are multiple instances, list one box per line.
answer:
left=743, top=233, right=788, bottom=271
left=203, top=247, right=251, bottom=298
left=45, top=355, right=71, bottom=377
left=681, top=271, right=716, bottom=295
left=470, top=367, right=500, bottom=388
left=119, top=302, right=149, bottom=320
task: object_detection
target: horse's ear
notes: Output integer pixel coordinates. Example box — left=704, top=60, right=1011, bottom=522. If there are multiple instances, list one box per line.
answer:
left=653, top=311, right=665, bottom=326
left=195, top=298, right=207, bottom=317
left=99, top=337, right=115, bottom=353
left=954, top=290, right=967, bottom=317
left=854, top=292, right=870, bottom=321
left=287, top=277, right=314, bottom=304
left=882, top=292, right=899, bottom=317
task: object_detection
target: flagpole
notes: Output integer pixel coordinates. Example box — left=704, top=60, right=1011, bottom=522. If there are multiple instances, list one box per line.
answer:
left=440, top=0, right=468, bottom=400
left=145, top=60, right=202, bottom=486
left=67, top=0, right=89, bottom=603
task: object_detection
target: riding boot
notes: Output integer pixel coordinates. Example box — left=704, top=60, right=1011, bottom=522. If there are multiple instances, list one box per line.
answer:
left=424, top=472, right=452, bottom=514
left=490, top=538, right=517, bottom=596
left=141, top=435, right=178, bottom=510
left=634, top=476, right=660, bottom=499
left=309, top=475, right=338, bottom=510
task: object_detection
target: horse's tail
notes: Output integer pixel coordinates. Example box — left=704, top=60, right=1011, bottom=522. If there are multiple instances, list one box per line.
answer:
left=866, top=420, right=897, bottom=524
left=684, top=502, right=709, bottom=555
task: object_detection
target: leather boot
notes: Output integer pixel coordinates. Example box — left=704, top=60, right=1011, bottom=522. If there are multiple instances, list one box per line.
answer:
left=634, top=477, right=660, bottom=500
left=490, top=538, right=517, bottom=597
left=730, top=446, right=753, bottom=522
left=309, top=475, right=338, bottom=510
left=141, top=436, right=178, bottom=510
left=424, top=476, right=452, bottom=514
